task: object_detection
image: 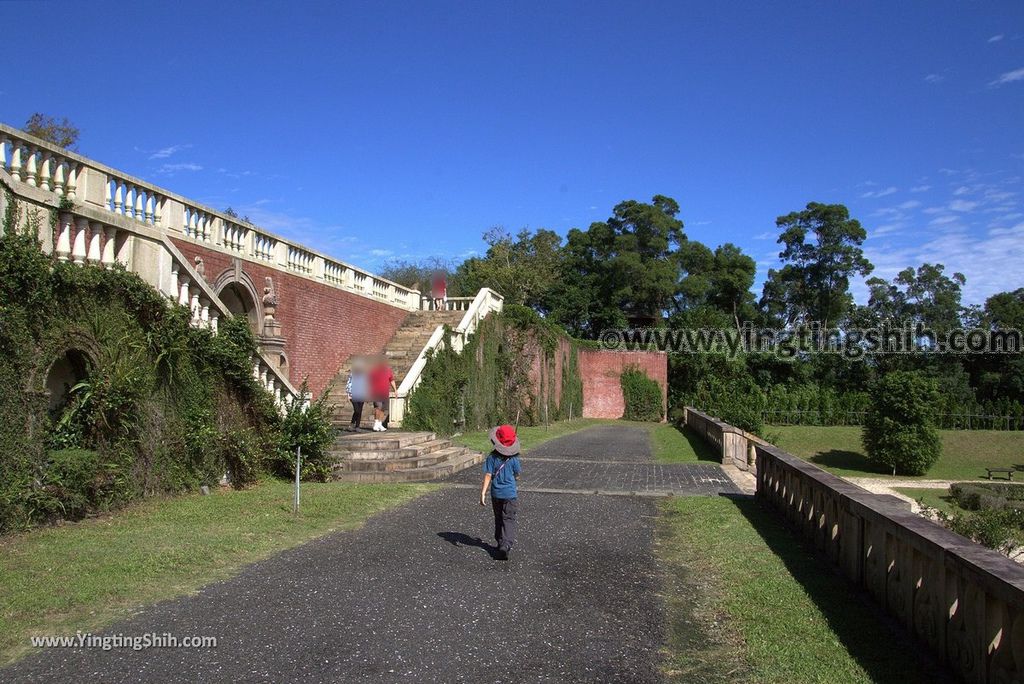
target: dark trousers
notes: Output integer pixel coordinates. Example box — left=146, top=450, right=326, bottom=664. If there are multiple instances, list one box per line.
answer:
left=350, top=400, right=364, bottom=427
left=491, top=497, right=518, bottom=549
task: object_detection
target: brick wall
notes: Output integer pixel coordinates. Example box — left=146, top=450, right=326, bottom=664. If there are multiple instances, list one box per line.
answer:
left=172, top=240, right=409, bottom=396
left=579, top=349, right=668, bottom=420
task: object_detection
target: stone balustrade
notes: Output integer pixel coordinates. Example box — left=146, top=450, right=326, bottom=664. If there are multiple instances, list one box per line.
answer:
left=1, top=156, right=298, bottom=409
left=389, top=287, right=505, bottom=426
left=683, top=407, right=766, bottom=471
left=0, top=122, right=421, bottom=312
left=685, top=406, right=1024, bottom=683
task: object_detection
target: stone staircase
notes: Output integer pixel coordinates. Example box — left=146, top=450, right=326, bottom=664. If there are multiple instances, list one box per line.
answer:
left=326, top=309, right=464, bottom=429
left=329, top=431, right=484, bottom=483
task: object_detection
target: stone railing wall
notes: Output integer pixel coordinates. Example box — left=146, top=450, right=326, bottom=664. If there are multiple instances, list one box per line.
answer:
left=685, top=406, right=1024, bottom=683
left=389, top=287, right=505, bottom=426
left=1, top=164, right=299, bottom=407
left=683, top=407, right=768, bottom=471
left=0, top=123, right=421, bottom=311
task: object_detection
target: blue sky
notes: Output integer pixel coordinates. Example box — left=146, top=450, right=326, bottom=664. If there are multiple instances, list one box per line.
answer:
left=2, top=1, right=1022, bottom=305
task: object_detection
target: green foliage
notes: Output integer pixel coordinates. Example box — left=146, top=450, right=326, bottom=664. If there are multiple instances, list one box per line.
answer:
left=862, top=371, right=942, bottom=475
left=620, top=366, right=663, bottom=421
left=761, top=202, right=872, bottom=328
left=0, top=188, right=331, bottom=534
left=949, top=482, right=1024, bottom=512
left=275, top=382, right=336, bottom=481
left=404, top=310, right=586, bottom=435
left=938, top=508, right=1023, bottom=555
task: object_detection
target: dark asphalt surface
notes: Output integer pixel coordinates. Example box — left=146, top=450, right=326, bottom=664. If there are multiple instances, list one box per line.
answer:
left=2, top=426, right=739, bottom=683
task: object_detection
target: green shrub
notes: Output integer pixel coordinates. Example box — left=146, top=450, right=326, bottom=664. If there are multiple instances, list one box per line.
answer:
left=39, top=449, right=124, bottom=520
left=275, top=382, right=336, bottom=482
left=949, top=482, right=1024, bottom=511
left=939, top=508, right=1024, bottom=554
left=862, top=371, right=942, bottom=475
left=620, top=366, right=663, bottom=422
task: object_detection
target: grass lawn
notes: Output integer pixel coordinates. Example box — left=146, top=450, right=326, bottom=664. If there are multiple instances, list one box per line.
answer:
left=648, top=423, right=721, bottom=464
left=0, top=479, right=434, bottom=665
left=769, top=425, right=1024, bottom=480
left=892, top=487, right=958, bottom=515
left=657, top=496, right=950, bottom=683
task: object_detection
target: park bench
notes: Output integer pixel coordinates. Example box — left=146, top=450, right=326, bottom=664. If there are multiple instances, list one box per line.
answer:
left=986, top=467, right=1014, bottom=481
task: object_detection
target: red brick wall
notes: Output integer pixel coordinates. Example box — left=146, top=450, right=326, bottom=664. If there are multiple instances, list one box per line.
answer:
left=172, top=240, right=409, bottom=396
left=579, top=350, right=668, bottom=420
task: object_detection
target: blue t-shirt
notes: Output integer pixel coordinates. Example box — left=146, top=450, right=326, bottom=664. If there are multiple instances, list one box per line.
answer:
left=484, top=452, right=521, bottom=499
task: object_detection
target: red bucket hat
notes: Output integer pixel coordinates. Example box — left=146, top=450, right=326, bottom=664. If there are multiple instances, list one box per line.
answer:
left=489, top=424, right=521, bottom=457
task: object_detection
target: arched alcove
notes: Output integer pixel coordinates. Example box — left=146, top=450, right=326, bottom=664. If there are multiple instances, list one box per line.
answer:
left=212, top=265, right=263, bottom=335
left=219, top=282, right=260, bottom=332
left=44, top=348, right=91, bottom=414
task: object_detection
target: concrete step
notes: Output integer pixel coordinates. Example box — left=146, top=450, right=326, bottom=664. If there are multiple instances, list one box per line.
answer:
left=330, top=448, right=483, bottom=483
left=329, top=437, right=451, bottom=461
left=333, top=431, right=437, bottom=451
left=333, top=446, right=468, bottom=472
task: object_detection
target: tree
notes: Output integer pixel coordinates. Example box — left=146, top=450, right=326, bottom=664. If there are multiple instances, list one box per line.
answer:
left=761, top=202, right=873, bottom=330
left=379, top=257, right=461, bottom=294
left=862, top=371, right=942, bottom=475
left=23, top=114, right=80, bottom=150
left=708, top=243, right=757, bottom=329
left=553, top=195, right=685, bottom=336
left=453, top=228, right=563, bottom=310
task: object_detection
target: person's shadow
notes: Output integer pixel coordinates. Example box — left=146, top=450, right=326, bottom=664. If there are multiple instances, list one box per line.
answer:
left=437, top=532, right=502, bottom=560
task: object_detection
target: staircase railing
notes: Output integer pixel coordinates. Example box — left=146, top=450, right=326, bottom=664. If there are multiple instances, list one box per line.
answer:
left=1, top=163, right=299, bottom=408
left=0, top=123, right=421, bottom=311
left=389, top=287, right=504, bottom=426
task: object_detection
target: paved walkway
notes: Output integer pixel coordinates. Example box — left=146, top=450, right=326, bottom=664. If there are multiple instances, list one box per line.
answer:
left=2, top=426, right=739, bottom=683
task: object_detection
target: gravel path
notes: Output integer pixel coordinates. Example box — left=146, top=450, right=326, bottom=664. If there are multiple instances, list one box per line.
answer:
left=2, top=426, right=739, bottom=683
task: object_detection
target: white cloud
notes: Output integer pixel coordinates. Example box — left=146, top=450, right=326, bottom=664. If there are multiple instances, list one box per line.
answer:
left=149, top=144, right=191, bottom=160
left=873, top=223, right=903, bottom=236
left=953, top=186, right=971, bottom=196
left=754, top=231, right=774, bottom=240
left=924, top=73, right=945, bottom=84
left=897, top=200, right=922, bottom=210
left=929, top=215, right=958, bottom=225
left=861, top=186, right=898, bottom=198
left=155, top=162, right=202, bottom=173
left=989, top=66, right=1024, bottom=86
left=949, top=199, right=979, bottom=212
left=910, top=185, right=931, bottom=193
left=370, top=248, right=393, bottom=257
left=989, top=34, right=1005, bottom=43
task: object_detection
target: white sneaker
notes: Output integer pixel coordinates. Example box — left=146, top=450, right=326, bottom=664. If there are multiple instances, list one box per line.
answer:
left=373, top=421, right=383, bottom=431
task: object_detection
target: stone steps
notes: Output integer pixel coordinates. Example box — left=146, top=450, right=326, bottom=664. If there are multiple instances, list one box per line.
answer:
left=330, top=430, right=482, bottom=483
left=323, top=309, right=469, bottom=429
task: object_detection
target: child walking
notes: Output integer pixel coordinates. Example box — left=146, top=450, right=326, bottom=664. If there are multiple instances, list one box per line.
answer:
left=480, top=424, right=521, bottom=561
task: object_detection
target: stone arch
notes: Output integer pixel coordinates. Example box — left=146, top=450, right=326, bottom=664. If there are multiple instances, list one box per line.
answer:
left=43, top=348, right=92, bottom=414
left=212, top=264, right=263, bottom=334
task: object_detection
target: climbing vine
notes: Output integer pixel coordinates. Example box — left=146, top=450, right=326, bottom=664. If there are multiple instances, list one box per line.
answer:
left=404, top=304, right=584, bottom=435
left=0, top=184, right=331, bottom=534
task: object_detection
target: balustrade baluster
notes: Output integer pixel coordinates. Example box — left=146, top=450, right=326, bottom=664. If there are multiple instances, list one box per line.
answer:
left=114, top=182, right=124, bottom=214
left=25, top=149, right=37, bottom=187
left=210, top=312, right=219, bottom=334
left=39, top=154, right=52, bottom=191
left=65, top=163, right=77, bottom=200
left=53, top=163, right=66, bottom=198
left=170, top=266, right=180, bottom=301
left=87, top=222, right=103, bottom=264
left=134, top=187, right=144, bottom=221
left=9, top=142, right=22, bottom=182
left=72, top=217, right=88, bottom=265
left=145, top=194, right=154, bottom=223
left=190, top=289, right=201, bottom=326
left=200, top=299, right=210, bottom=328
left=178, top=276, right=191, bottom=307
left=188, top=211, right=198, bottom=239
left=153, top=194, right=162, bottom=224
left=102, top=227, right=118, bottom=267
left=55, top=213, right=72, bottom=261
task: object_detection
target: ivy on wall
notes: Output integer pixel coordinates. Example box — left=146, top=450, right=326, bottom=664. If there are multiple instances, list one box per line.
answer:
left=0, top=186, right=332, bottom=534
left=404, top=304, right=584, bottom=435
